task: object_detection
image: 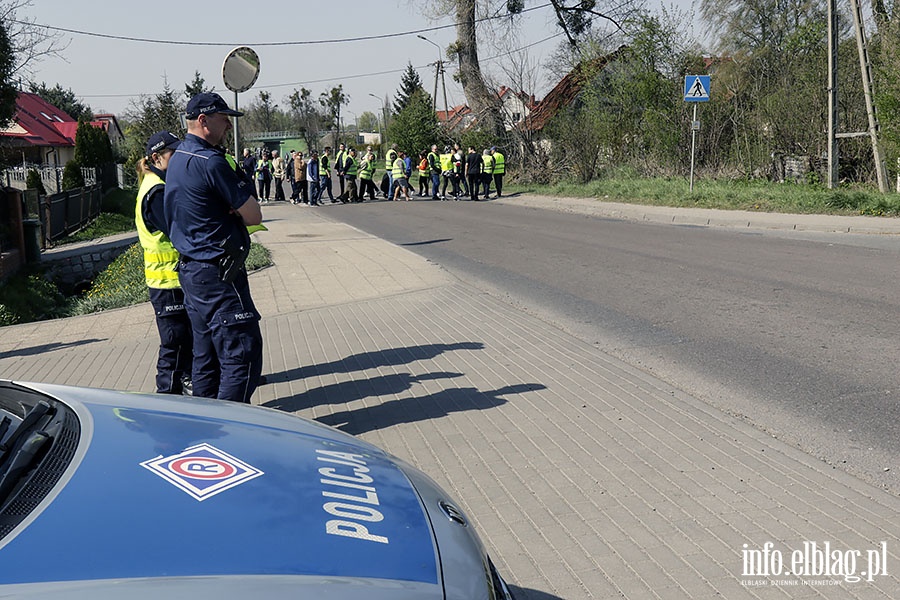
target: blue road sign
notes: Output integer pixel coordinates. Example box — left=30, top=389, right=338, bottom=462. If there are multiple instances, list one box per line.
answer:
left=684, top=75, right=711, bottom=102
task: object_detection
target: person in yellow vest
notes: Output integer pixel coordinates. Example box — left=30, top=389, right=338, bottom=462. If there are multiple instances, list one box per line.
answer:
left=392, top=150, right=412, bottom=201
left=359, top=148, right=378, bottom=201
left=135, top=131, right=192, bottom=395
left=340, top=147, right=359, bottom=203
left=481, top=148, right=495, bottom=199
left=439, top=146, right=454, bottom=200
left=490, top=146, right=506, bottom=198
left=334, top=143, right=347, bottom=197
left=384, top=144, right=399, bottom=198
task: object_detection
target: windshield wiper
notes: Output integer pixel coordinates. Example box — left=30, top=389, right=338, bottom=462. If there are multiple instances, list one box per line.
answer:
left=0, top=430, right=50, bottom=501
left=0, top=400, right=50, bottom=465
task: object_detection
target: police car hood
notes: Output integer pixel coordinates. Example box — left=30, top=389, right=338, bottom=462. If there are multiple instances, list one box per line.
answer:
left=0, top=383, right=443, bottom=597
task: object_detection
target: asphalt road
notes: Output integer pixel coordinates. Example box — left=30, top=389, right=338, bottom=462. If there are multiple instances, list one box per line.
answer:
left=319, top=196, right=900, bottom=493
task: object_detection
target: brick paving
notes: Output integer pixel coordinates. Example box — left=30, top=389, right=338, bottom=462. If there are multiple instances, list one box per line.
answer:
left=2, top=201, right=900, bottom=598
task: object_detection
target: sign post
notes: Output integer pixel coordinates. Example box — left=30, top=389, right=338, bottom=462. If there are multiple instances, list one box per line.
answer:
left=684, top=75, right=710, bottom=192
left=222, top=47, right=261, bottom=159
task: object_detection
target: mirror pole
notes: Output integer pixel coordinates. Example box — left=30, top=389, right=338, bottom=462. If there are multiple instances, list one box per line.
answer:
left=233, top=90, right=240, bottom=159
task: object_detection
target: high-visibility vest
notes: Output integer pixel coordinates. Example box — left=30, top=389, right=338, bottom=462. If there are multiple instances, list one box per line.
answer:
left=392, top=157, right=407, bottom=179
left=385, top=149, right=397, bottom=170
left=427, top=151, right=440, bottom=173
left=359, top=157, right=376, bottom=180
left=344, top=155, right=358, bottom=177
left=135, top=171, right=180, bottom=289
left=439, top=153, right=453, bottom=172
left=335, top=150, right=346, bottom=173
left=320, top=154, right=330, bottom=176
left=483, top=154, right=495, bottom=175
left=418, top=158, right=428, bottom=175
left=492, top=152, right=505, bottom=174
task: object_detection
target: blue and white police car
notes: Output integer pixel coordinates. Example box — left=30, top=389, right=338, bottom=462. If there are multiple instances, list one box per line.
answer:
left=0, top=380, right=514, bottom=599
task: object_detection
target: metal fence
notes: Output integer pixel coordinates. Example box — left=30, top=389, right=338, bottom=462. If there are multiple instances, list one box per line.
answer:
left=26, top=185, right=103, bottom=246
left=3, top=165, right=98, bottom=195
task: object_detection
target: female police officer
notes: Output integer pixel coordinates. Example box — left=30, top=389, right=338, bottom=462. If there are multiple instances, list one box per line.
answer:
left=135, top=131, right=192, bottom=395
left=163, top=93, right=264, bottom=404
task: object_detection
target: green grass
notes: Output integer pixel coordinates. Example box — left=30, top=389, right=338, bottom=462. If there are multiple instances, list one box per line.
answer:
left=2, top=242, right=273, bottom=324
left=508, top=173, right=900, bottom=217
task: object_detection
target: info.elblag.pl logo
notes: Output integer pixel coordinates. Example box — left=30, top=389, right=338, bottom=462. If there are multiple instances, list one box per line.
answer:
left=741, top=541, right=889, bottom=585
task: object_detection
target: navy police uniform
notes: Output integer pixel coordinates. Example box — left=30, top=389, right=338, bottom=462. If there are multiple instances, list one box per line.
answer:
left=163, top=130, right=263, bottom=404
left=136, top=132, right=193, bottom=395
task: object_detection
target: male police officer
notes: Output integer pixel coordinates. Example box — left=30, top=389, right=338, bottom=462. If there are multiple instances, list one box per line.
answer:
left=163, top=92, right=264, bottom=404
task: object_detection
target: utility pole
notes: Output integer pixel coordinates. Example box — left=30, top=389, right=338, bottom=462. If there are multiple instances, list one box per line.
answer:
left=850, top=0, right=888, bottom=193
left=827, top=0, right=838, bottom=189
left=417, top=35, right=449, bottom=122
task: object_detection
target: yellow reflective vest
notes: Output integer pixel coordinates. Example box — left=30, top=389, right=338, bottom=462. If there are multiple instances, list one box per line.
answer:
left=135, top=171, right=180, bottom=289
left=385, top=149, right=398, bottom=170
left=392, top=157, right=407, bottom=179
left=492, top=151, right=505, bottom=174
left=482, top=153, right=495, bottom=175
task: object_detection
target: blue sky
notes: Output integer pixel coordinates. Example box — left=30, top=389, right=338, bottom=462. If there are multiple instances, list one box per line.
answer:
left=16, top=0, right=700, bottom=119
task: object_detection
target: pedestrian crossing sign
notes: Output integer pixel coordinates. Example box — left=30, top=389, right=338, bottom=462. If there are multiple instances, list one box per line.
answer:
left=684, top=75, right=710, bottom=102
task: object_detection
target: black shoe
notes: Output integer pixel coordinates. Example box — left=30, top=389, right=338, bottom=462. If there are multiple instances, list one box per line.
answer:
left=181, top=378, right=193, bottom=397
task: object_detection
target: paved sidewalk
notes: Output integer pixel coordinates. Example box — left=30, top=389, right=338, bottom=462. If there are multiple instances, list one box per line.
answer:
left=2, top=200, right=900, bottom=598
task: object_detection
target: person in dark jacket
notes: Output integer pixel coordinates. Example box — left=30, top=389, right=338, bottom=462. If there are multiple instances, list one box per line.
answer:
left=464, top=146, right=483, bottom=201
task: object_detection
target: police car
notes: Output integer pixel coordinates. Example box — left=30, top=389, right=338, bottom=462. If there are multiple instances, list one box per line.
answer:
left=0, top=380, right=515, bottom=599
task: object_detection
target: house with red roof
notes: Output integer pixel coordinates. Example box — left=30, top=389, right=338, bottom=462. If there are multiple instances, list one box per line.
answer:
left=0, top=92, right=118, bottom=192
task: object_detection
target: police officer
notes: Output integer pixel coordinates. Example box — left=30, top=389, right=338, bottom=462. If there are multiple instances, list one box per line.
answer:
left=135, top=131, right=192, bottom=395
left=163, top=92, right=264, bottom=404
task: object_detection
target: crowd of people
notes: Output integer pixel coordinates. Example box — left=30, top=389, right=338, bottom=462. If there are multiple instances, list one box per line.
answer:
left=236, top=141, right=507, bottom=205
left=135, top=91, right=510, bottom=406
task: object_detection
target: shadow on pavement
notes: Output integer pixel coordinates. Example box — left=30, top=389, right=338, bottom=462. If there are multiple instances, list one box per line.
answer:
left=508, top=586, right=565, bottom=600
left=263, top=371, right=464, bottom=412
left=313, top=382, right=546, bottom=435
left=264, top=342, right=485, bottom=382
left=0, top=339, right=106, bottom=360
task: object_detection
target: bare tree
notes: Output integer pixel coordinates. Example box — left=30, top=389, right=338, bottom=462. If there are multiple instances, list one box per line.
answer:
left=288, top=87, right=321, bottom=152
left=0, top=0, right=66, bottom=79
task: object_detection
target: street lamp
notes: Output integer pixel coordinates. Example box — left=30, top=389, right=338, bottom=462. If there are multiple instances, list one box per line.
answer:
left=417, top=35, right=449, bottom=120
left=369, top=93, right=387, bottom=144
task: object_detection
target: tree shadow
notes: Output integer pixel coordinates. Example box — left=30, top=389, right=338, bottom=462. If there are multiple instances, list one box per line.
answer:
left=264, top=342, right=484, bottom=383
left=263, top=371, right=464, bottom=412
left=0, top=339, right=106, bottom=360
left=315, top=382, right=546, bottom=435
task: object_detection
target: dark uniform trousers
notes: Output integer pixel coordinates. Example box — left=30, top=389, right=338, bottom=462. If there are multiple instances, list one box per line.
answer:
left=149, top=287, right=193, bottom=394
left=178, top=259, right=263, bottom=403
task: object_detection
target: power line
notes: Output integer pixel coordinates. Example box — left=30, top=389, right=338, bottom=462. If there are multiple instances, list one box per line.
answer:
left=9, top=3, right=551, bottom=48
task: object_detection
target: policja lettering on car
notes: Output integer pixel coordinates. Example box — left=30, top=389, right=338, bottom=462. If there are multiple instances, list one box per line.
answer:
left=316, top=450, right=389, bottom=544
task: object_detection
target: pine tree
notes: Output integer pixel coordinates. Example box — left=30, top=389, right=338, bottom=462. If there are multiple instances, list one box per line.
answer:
left=387, top=89, right=438, bottom=157
left=184, top=71, right=213, bottom=100
left=0, top=20, right=17, bottom=129
left=393, top=63, right=428, bottom=114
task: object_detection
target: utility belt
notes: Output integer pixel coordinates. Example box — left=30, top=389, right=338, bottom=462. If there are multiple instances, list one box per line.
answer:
left=179, top=235, right=249, bottom=284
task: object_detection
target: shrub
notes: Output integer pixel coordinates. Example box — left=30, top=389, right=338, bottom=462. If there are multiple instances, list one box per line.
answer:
left=0, top=270, right=68, bottom=324
left=61, top=160, right=85, bottom=191
left=25, top=169, right=46, bottom=194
